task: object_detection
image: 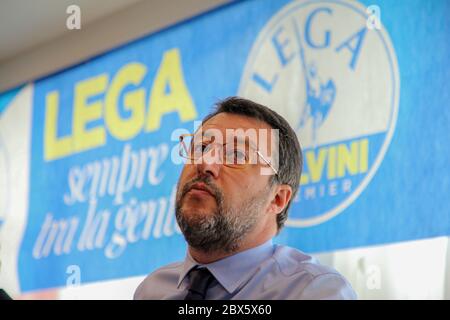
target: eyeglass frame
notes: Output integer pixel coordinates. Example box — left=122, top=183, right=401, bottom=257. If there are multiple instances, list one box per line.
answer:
left=178, top=133, right=278, bottom=176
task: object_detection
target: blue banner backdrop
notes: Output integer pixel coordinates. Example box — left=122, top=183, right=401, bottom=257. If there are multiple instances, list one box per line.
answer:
left=0, top=0, right=448, bottom=292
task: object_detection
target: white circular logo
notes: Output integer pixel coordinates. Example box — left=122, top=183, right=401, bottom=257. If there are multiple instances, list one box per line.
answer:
left=239, top=0, right=400, bottom=227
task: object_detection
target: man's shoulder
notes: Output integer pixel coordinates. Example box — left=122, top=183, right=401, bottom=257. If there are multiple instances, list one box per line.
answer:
left=268, top=245, right=357, bottom=299
left=147, top=261, right=184, bottom=275
left=133, top=261, right=183, bottom=300
left=272, top=244, right=336, bottom=277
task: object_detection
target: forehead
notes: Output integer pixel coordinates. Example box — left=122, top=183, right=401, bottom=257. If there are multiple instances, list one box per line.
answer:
left=203, top=112, right=271, bottom=129
left=201, top=112, right=272, bottom=133
left=199, top=113, right=273, bottom=146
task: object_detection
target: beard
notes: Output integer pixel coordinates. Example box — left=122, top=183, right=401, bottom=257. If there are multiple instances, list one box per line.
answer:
left=175, top=176, right=269, bottom=254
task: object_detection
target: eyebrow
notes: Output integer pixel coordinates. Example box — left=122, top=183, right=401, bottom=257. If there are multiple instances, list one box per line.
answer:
left=233, top=135, right=257, bottom=150
left=199, top=132, right=258, bottom=150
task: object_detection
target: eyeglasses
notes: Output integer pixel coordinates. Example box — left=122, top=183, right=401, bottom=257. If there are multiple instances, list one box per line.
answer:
left=179, top=133, right=278, bottom=175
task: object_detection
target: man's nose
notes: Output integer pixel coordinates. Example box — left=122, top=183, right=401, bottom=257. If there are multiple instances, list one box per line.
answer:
left=196, top=148, right=221, bottom=179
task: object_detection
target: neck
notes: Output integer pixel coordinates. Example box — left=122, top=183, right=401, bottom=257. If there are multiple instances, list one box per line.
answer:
left=188, top=247, right=234, bottom=264
left=188, top=231, right=274, bottom=264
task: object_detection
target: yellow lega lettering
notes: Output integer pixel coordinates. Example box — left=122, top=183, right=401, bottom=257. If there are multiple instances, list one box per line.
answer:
left=44, top=48, right=197, bottom=161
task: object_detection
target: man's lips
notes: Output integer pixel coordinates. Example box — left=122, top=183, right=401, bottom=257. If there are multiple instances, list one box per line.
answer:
left=186, top=182, right=215, bottom=198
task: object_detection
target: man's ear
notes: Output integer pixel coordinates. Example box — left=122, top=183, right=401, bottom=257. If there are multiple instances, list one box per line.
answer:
left=267, top=184, right=292, bottom=215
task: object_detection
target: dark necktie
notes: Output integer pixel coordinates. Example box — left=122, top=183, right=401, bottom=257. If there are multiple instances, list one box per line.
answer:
left=184, top=268, right=215, bottom=300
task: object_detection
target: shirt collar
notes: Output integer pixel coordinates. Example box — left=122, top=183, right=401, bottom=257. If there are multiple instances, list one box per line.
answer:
left=177, top=240, right=274, bottom=294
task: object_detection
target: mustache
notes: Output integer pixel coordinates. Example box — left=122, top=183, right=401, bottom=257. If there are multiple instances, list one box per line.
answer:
left=180, top=176, right=223, bottom=203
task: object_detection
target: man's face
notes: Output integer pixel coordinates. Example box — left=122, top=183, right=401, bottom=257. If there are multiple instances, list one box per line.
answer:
left=175, top=113, right=276, bottom=253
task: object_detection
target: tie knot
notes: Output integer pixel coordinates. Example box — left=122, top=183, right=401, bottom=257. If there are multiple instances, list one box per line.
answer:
left=184, top=268, right=215, bottom=300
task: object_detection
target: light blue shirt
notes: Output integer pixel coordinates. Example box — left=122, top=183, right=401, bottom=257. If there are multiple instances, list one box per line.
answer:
left=134, top=240, right=357, bottom=300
